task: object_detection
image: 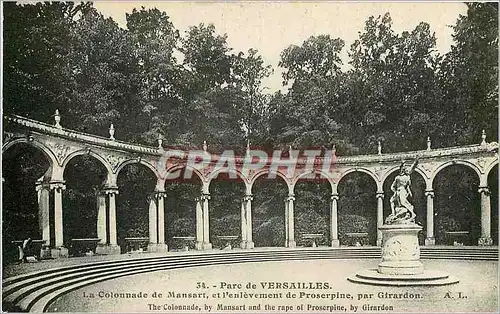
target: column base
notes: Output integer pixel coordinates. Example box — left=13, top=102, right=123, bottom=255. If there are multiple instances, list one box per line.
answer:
left=202, top=243, right=213, bottom=250
left=195, top=241, right=204, bottom=250
left=478, top=237, right=493, bottom=246
left=50, top=247, right=68, bottom=258
left=376, top=238, right=382, bottom=247
left=147, top=243, right=168, bottom=253
left=242, top=241, right=254, bottom=249
left=40, top=246, right=52, bottom=259
left=425, top=237, right=435, bottom=246
left=331, top=239, right=340, bottom=247
left=286, top=240, right=296, bottom=248
left=95, top=244, right=121, bottom=255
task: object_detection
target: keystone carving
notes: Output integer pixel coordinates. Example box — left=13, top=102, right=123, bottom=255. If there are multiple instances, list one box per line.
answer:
left=48, top=142, right=71, bottom=164
left=106, top=154, right=127, bottom=171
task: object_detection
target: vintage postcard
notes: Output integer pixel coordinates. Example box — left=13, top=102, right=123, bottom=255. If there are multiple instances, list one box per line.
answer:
left=2, top=1, right=498, bottom=313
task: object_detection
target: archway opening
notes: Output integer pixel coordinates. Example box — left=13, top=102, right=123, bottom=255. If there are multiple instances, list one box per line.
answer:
left=433, top=164, right=480, bottom=245
left=337, top=172, right=377, bottom=246
left=209, top=173, right=245, bottom=249
left=383, top=170, right=426, bottom=244
left=294, top=179, right=331, bottom=247
left=63, top=154, right=108, bottom=253
left=488, top=165, right=498, bottom=245
left=2, top=143, right=50, bottom=264
left=116, top=163, right=156, bottom=253
left=164, top=169, right=202, bottom=251
left=251, top=174, right=288, bottom=247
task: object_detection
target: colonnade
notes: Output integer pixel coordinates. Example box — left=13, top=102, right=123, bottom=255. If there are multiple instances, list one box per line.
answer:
left=32, top=177, right=495, bottom=258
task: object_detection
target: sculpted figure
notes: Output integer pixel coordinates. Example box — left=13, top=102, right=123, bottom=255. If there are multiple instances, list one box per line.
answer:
left=386, top=158, right=419, bottom=224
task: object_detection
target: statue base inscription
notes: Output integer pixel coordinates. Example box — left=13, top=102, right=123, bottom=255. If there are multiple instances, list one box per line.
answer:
left=348, top=223, right=459, bottom=286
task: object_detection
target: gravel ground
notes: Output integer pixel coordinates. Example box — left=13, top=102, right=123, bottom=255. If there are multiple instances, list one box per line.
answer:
left=47, top=259, right=498, bottom=313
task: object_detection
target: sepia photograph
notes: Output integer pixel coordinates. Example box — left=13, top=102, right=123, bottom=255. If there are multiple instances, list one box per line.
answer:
left=1, top=1, right=498, bottom=313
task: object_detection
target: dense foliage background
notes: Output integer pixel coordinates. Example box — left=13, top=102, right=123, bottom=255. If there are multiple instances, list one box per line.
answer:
left=2, top=3, right=498, bottom=259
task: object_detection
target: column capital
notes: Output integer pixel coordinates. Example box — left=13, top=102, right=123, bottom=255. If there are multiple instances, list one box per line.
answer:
left=103, top=187, right=119, bottom=195
left=243, top=195, right=253, bottom=202
left=331, top=194, right=339, bottom=201
left=478, top=186, right=490, bottom=195
left=49, top=181, right=66, bottom=191
left=155, top=191, right=167, bottom=199
left=286, top=195, right=295, bottom=202
left=200, top=193, right=211, bottom=201
left=424, top=190, right=435, bottom=197
left=376, top=192, right=384, bottom=199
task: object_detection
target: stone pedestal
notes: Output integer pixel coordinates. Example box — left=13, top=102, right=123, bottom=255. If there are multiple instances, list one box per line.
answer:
left=378, top=224, right=423, bottom=275
left=348, top=223, right=458, bottom=286
left=147, top=243, right=168, bottom=253
left=95, top=244, right=121, bottom=255
left=50, top=247, right=68, bottom=258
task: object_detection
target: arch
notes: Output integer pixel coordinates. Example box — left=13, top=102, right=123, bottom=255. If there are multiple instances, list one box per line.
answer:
left=431, top=160, right=481, bottom=187
left=485, top=159, right=499, bottom=180
left=337, top=167, right=379, bottom=189
left=165, top=164, right=206, bottom=184
left=3, top=138, right=57, bottom=167
left=380, top=165, right=429, bottom=190
left=249, top=169, right=292, bottom=194
left=62, top=149, right=113, bottom=178
left=207, top=168, right=249, bottom=193
left=115, top=159, right=160, bottom=180
left=292, top=169, right=336, bottom=194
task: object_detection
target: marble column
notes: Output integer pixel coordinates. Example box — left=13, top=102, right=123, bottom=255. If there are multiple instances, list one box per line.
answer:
left=424, top=190, right=435, bottom=245
left=201, top=194, right=212, bottom=250
left=97, top=192, right=107, bottom=245
left=284, top=199, right=289, bottom=247
left=148, top=196, right=158, bottom=244
left=156, top=192, right=165, bottom=244
left=240, top=200, right=247, bottom=248
left=478, top=187, right=493, bottom=246
left=330, top=194, right=340, bottom=247
left=244, top=195, right=254, bottom=249
left=376, top=192, right=384, bottom=246
left=49, top=182, right=68, bottom=258
left=96, top=187, right=121, bottom=255
left=51, top=182, right=65, bottom=248
left=106, top=189, right=118, bottom=246
left=36, top=183, right=51, bottom=245
left=286, top=194, right=296, bottom=248
left=195, top=197, right=203, bottom=250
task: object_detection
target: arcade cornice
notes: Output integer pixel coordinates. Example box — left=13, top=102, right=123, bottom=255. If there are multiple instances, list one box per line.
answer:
left=3, top=114, right=498, bottom=164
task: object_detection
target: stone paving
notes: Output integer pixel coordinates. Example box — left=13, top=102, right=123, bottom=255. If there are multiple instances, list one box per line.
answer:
left=47, top=259, right=498, bottom=313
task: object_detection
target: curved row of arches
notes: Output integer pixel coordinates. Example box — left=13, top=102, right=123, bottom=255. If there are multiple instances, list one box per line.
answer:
left=2, top=142, right=498, bottom=262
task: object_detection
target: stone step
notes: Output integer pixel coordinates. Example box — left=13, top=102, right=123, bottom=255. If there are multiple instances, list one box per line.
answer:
left=3, top=248, right=497, bottom=312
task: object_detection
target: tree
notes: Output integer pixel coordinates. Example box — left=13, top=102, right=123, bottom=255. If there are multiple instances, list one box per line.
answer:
left=439, top=3, right=498, bottom=145
left=346, top=13, right=440, bottom=153
left=3, top=2, right=86, bottom=120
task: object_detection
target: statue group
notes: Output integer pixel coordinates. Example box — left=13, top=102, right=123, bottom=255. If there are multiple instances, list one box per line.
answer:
left=385, top=158, right=419, bottom=225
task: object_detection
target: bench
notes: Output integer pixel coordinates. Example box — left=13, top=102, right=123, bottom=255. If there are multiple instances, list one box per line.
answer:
left=216, top=235, right=239, bottom=250
left=124, top=237, right=149, bottom=252
left=12, top=240, right=47, bottom=261
left=70, top=238, right=101, bottom=256
left=345, top=232, right=369, bottom=246
left=445, top=231, right=470, bottom=246
left=172, top=236, right=196, bottom=251
left=302, top=233, right=324, bottom=247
